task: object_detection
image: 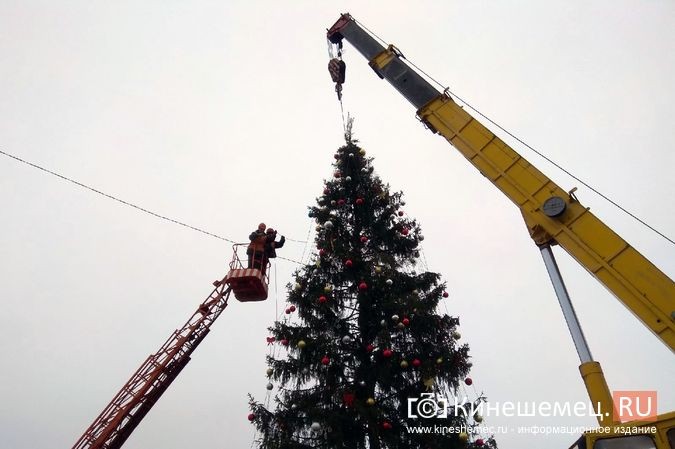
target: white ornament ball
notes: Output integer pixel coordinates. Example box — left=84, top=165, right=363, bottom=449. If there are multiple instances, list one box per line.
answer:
left=324, top=221, right=334, bottom=230
left=311, top=422, right=321, bottom=432
left=266, top=382, right=273, bottom=390
left=342, top=335, right=352, bottom=344
left=386, top=279, right=393, bottom=286
left=349, top=153, right=354, bottom=157
left=345, top=176, right=352, bottom=182
left=361, top=167, right=368, bottom=173
left=359, top=380, right=366, bottom=387
left=391, top=314, right=400, bottom=322
left=380, top=319, right=387, bottom=327
left=330, top=200, right=336, bottom=206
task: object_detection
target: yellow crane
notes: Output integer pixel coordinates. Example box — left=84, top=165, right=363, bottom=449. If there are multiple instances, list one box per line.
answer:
left=327, top=13, right=675, bottom=449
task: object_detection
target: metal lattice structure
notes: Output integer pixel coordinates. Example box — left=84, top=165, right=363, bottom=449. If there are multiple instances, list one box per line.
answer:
left=72, top=282, right=233, bottom=449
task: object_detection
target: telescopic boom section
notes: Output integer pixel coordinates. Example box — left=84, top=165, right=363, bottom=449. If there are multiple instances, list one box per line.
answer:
left=327, top=13, right=675, bottom=351
left=72, top=283, right=232, bottom=449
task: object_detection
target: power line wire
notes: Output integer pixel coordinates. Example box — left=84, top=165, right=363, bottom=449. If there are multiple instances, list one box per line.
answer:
left=0, top=148, right=312, bottom=254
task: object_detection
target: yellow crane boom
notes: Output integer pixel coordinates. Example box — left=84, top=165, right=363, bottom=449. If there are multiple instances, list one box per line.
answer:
left=327, top=13, right=675, bottom=352
left=327, top=13, right=675, bottom=449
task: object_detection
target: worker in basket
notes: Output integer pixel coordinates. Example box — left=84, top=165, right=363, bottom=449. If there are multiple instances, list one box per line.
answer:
left=247, top=223, right=285, bottom=272
left=264, top=228, right=285, bottom=262
left=247, top=223, right=268, bottom=270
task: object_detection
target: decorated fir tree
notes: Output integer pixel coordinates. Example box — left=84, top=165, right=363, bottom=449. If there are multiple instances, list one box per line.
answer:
left=249, top=141, right=496, bottom=449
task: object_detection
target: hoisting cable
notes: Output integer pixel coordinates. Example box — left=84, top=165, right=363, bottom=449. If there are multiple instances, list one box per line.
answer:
left=352, top=19, right=675, bottom=247
left=0, top=148, right=313, bottom=255
left=327, top=39, right=348, bottom=136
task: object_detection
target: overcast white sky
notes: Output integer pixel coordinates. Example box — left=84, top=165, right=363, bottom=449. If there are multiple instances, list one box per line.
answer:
left=1, top=1, right=673, bottom=448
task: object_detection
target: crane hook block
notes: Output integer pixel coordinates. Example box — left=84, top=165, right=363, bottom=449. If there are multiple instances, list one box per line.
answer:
left=329, top=58, right=346, bottom=84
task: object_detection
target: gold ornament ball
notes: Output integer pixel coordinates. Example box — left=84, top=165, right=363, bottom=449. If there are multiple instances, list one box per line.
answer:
left=297, top=340, right=306, bottom=349
left=359, top=148, right=366, bottom=155
left=266, top=368, right=273, bottom=376
left=436, top=357, right=443, bottom=365
left=474, top=413, right=483, bottom=423
left=366, top=398, right=376, bottom=406
left=324, top=284, right=333, bottom=293
left=294, top=283, right=302, bottom=291
left=315, top=225, right=321, bottom=231
left=458, top=432, right=469, bottom=442
left=453, top=331, right=461, bottom=340
left=375, top=266, right=382, bottom=274
left=400, top=360, right=409, bottom=369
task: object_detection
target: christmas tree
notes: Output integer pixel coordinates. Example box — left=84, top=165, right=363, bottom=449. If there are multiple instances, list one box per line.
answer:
left=249, top=141, right=496, bottom=449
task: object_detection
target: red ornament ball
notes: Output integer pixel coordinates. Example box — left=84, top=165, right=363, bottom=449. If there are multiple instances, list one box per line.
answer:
left=402, top=318, right=410, bottom=326
left=358, top=282, right=368, bottom=291
left=318, top=295, right=327, bottom=304
left=355, top=198, right=364, bottom=205
left=366, top=344, right=374, bottom=352
left=465, top=377, right=473, bottom=386
left=323, top=188, right=330, bottom=195
left=285, top=308, right=291, bottom=314
left=319, top=248, right=327, bottom=257
left=321, top=356, right=330, bottom=365
left=337, top=199, right=345, bottom=206
left=398, top=210, right=404, bottom=216
left=360, top=235, right=368, bottom=243
left=247, top=413, right=255, bottom=422
left=383, top=349, right=393, bottom=358
left=289, top=305, right=296, bottom=312
left=281, top=339, right=289, bottom=346
left=345, top=259, right=353, bottom=268
left=412, top=358, right=422, bottom=367
left=334, top=171, right=341, bottom=178
left=401, top=227, right=409, bottom=236
left=475, top=438, right=485, bottom=447
left=382, top=421, right=392, bottom=430
left=442, top=291, right=449, bottom=298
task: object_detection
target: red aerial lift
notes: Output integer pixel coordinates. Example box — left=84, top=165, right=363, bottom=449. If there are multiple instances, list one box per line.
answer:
left=71, top=244, right=269, bottom=449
